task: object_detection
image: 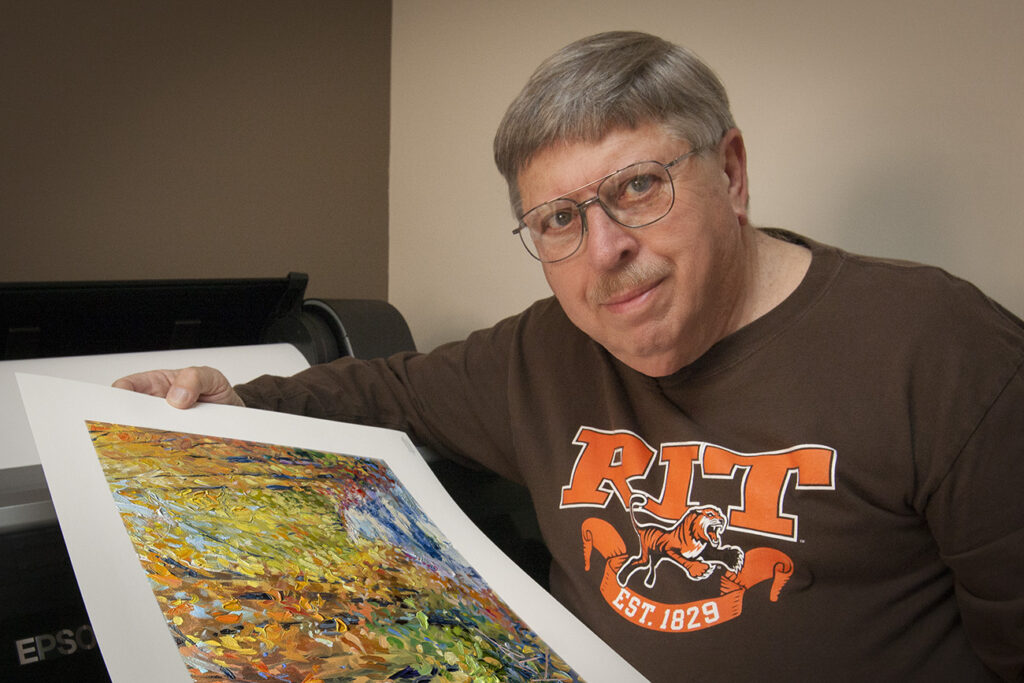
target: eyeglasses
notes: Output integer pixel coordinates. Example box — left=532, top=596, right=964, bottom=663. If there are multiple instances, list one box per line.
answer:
left=512, top=148, right=703, bottom=263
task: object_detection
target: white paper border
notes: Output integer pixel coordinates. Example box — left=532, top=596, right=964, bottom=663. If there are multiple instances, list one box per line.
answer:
left=1, top=343, right=310, bottom=469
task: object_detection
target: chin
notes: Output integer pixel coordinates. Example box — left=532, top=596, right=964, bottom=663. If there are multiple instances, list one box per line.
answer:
left=602, top=317, right=697, bottom=374
left=600, top=337, right=669, bottom=373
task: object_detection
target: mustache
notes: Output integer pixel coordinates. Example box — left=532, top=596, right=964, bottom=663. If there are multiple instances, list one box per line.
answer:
left=588, top=260, right=671, bottom=304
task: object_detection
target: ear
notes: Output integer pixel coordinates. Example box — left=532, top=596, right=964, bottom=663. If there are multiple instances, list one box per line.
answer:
left=718, top=128, right=750, bottom=226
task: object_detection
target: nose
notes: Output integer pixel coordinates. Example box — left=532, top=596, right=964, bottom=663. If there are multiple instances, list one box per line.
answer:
left=581, top=201, right=640, bottom=269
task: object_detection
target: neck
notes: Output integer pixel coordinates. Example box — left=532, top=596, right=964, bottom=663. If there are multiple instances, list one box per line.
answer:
left=729, top=228, right=811, bottom=333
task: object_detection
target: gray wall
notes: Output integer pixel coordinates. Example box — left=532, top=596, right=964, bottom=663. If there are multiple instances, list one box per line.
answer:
left=2, top=1, right=391, bottom=302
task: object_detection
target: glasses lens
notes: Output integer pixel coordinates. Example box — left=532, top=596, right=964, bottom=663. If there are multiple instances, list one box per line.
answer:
left=598, top=161, right=675, bottom=228
left=520, top=198, right=584, bottom=262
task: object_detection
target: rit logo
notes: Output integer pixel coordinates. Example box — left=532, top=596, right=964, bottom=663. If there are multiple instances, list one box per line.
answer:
left=560, top=427, right=836, bottom=541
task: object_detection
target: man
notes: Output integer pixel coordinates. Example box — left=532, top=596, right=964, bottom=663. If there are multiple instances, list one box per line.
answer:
left=116, top=31, right=1024, bottom=681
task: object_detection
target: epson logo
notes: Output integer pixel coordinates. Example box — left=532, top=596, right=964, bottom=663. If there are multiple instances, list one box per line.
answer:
left=14, top=624, right=96, bottom=665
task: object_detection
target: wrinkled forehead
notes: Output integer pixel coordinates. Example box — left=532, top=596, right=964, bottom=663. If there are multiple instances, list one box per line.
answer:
left=517, top=122, right=685, bottom=210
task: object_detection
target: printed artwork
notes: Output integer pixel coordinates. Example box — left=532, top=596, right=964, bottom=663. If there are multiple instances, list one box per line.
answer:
left=87, top=421, right=579, bottom=682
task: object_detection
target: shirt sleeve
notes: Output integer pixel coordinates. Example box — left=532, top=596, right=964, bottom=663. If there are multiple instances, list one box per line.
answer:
left=234, top=313, right=522, bottom=480
left=926, top=361, right=1024, bottom=681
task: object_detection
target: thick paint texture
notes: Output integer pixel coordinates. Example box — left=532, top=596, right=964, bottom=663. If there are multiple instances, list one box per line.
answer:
left=88, top=422, right=579, bottom=682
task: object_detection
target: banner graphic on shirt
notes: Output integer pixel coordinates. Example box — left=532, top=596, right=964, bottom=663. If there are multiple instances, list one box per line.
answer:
left=582, top=517, right=794, bottom=633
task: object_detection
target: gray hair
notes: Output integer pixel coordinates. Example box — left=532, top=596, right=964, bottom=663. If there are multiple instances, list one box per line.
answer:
left=493, top=31, right=736, bottom=214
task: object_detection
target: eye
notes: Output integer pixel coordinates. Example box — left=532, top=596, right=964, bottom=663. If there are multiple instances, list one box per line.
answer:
left=627, top=174, right=656, bottom=195
left=619, top=172, right=662, bottom=202
left=533, top=203, right=579, bottom=235
left=550, top=208, right=575, bottom=228
left=602, top=164, right=668, bottom=211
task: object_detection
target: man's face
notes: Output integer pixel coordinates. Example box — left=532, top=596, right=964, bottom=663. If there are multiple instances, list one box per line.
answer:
left=517, top=122, right=751, bottom=376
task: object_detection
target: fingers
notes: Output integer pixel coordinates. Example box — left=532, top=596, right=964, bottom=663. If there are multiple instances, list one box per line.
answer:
left=112, top=366, right=244, bottom=409
left=169, top=366, right=244, bottom=408
left=112, top=369, right=176, bottom=397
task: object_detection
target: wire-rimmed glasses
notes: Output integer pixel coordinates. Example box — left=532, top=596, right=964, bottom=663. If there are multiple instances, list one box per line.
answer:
left=512, top=148, right=703, bottom=263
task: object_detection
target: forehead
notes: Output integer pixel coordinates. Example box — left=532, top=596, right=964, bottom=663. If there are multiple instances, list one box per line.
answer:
left=518, top=123, right=680, bottom=210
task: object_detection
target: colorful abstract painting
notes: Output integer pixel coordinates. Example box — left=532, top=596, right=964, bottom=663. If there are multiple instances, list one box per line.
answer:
left=87, top=421, right=580, bottom=682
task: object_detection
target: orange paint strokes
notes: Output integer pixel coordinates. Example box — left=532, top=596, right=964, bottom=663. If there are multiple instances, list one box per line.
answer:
left=87, top=421, right=580, bottom=682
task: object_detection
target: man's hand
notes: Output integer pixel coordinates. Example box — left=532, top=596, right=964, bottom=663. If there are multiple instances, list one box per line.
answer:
left=112, top=366, right=244, bottom=409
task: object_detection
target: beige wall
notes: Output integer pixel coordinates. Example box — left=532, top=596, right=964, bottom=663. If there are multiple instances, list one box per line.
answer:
left=391, top=0, right=1024, bottom=352
left=2, top=1, right=391, bottom=302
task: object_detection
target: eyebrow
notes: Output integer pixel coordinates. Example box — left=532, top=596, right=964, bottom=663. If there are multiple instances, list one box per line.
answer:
left=521, top=149, right=693, bottom=217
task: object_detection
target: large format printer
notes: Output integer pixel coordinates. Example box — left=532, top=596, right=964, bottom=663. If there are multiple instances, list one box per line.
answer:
left=0, top=273, right=546, bottom=682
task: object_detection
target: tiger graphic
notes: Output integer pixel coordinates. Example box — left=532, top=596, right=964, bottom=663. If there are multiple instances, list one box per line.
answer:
left=617, top=494, right=744, bottom=588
